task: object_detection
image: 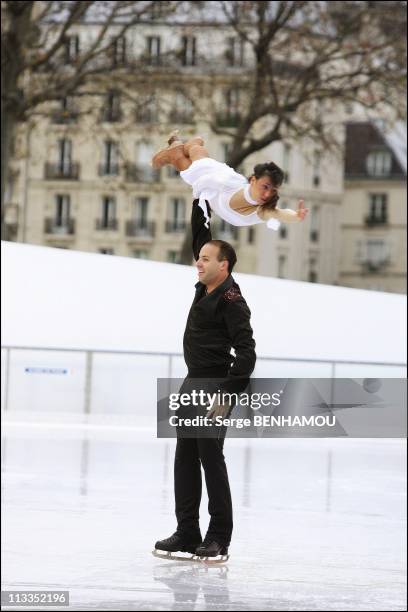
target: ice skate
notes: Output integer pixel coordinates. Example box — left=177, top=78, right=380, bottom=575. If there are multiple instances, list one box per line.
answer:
left=152, top=531, right=202, bottom=561
left=167, top=129, right=181, bottom=145
left=193, top=539, right=230, bottom=564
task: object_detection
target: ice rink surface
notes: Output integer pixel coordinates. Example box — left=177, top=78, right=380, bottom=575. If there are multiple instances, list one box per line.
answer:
left=1, top=421, right=406, bottom=611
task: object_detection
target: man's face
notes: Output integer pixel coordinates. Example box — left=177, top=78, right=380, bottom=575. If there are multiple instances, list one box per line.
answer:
left=250, top=174, right=279, bottom=204
left=196, top=243, right=228, bottom=285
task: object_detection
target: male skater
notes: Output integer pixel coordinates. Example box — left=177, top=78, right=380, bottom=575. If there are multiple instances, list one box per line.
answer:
left=154, top=200, right=256, bottom=560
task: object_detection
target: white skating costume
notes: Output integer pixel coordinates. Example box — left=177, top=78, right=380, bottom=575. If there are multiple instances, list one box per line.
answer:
left=179, top=158, right=299, bottom=229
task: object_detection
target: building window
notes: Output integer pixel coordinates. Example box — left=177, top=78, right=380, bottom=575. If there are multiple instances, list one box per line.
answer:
left=279, top=202, right=288, bottom=239
left=308, top=257, right=318, bottom=283
left=248, top=227, right=255, bottom=244
left=149, top=1, right=165, bottom=19
left=110, top=36, right=126, bottom=66
left=226, top=88, right=240, bottom=114
left=170, top=92, right=194, bottom=124
left=167, top=250, right=180, bottom=263
left=366, top=150, right=392, bottom=177
left=45, top=139, right=78, bottom=179
left=45, top=195, right=74, bottom=235
left=102, top=196, right=116, bottom=224
left=166, top=198, right=186, bottom=232
left=55, top=194, right=71, bottom=226
left=64, top=35, right=79, bottom=63
left=356, top=239, right=390, bottom=271
left=100, top=141, right=119, bottom=175
left=53, top=96, right=77, bottom=123
left=366, top=194, right=388, bottom=225
left=58, top=139, right=72, bottom=173
left=279, top=225, right=287, bottom=239
left=102, top=91, right=122, bottom=122
left=133, top=250, right=149, bottom=259
left=181, top=36, right=196, bottom=66
left=127, top=141, right=159, bottom=182
left=146, top=36, right=161, bottom=65
left=313, top=151, right=321, bottom=187
left=278, top=254, right=286, bottom=279
left=126, top=197, right=154, bottom=237
left=310, top=206, right=320, bottom=242
left=135, top=95, right=157, bottom=123
left=282, top=144, right=291, bottom=183
left=217, top=89, right=241, bottom=126
left=96, top=196, right=117, bottom=230
left=134, top=197, right=149, bottom=225
left=226, top=37, right=244, bottom=67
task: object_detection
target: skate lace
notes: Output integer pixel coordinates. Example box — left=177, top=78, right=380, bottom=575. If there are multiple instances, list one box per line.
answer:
left=201, top=537, right=216, bottom=548
left=169, top=533, right=180, bottom=544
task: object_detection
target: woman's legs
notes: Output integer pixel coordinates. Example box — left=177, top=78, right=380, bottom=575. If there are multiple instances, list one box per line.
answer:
left=171, top=143, right=210, bottom=171
left=152, top=134, right=209, bottom=170
left=187, top=143, right=210, bottom=162
left=172, top=149, right=193, bottom=171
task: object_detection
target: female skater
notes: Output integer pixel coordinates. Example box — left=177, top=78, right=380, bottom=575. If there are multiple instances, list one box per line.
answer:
left=152, top=131, right=309, bottom=229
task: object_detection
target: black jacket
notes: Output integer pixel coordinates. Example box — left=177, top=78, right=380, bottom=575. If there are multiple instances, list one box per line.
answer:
left=183, top=200, right=256, bottom=392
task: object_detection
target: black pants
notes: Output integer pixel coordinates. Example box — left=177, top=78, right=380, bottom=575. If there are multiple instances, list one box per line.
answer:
left=174, top=371, right=233, bottom=547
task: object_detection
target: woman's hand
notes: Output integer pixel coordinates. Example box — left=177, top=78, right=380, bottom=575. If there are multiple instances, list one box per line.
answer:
left=296, top=200, right=309, bottom=221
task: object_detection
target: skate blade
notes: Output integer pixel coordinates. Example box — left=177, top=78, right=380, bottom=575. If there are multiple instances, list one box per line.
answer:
left=152, top=550, right=229, bottom=564
left=152, top=549, right=195, bottom=561
left=192, top=554, right=229, bottom=564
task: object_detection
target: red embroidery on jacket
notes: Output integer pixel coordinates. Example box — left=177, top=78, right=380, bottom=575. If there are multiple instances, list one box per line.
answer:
left=223, top=287, right=241, bottom=302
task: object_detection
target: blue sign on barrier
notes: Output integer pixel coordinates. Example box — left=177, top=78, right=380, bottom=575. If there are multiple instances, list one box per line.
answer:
left=24, top=367, right=68, bottom=375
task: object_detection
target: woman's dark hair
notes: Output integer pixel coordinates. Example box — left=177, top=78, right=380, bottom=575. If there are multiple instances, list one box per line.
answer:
left=208, top=240, right=237, bottom=273
left=249, top=161, right=285, bottom=210
left=252, top=161, right=284, bottom=186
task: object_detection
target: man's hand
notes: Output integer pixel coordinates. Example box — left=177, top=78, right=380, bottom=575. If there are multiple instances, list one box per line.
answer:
left=296, top=200, right=309, bottom=221
left=207, top=403, right=231, bottom=421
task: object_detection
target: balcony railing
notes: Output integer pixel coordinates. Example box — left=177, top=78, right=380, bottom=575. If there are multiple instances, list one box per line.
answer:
left=125, top=163, right=160, bottom=183
left=165, top=219, right=187, bottom=233
left=98, top=164, right=120, bottom=177
left=51, top=110, right=79, bottom=124
left=168, top=110, right=195, bottom=124
left=95, top=219, right=118, bottom=231
left=216, top=113, right=241, bottom=127
left=361, top=258, right=391, bottom=273
left=44, top=218, right=75, bottom=235
left=44, top=163, right=80, bottom=180
left=126, top=220, right=155, bottom=238
left=135, top=109, right=156, bottom=124
left=364, top=215, right=388, bottom=227
left=99, top=109, right=123, bottom=123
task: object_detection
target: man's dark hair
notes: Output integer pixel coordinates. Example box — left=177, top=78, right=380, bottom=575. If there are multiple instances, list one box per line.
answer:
left=249, top=161, right=284, bottom=210
left=208, top=240, right=237, bottom=273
